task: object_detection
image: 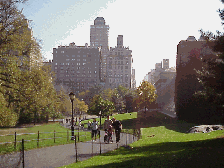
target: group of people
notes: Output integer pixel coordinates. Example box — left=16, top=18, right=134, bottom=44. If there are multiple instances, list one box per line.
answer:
left=89, top=116, right=122, bottom=143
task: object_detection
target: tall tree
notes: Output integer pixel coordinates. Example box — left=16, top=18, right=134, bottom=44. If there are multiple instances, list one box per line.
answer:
left=193, top=1, right=224, bottom=123
left=136, top=81, right=157, bottom=112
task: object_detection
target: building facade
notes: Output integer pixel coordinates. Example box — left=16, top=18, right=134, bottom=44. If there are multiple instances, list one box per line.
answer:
left=163, top=59, right=169, bottom=69
left=105, top=35, right=133, bottom=89
left=90, top=17, right=109, bottom=82
left=52, top=43, right=101, bottom=94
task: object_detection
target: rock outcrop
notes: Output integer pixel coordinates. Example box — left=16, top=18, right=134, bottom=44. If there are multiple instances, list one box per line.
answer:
left=187, top=125, right=224, bottom=133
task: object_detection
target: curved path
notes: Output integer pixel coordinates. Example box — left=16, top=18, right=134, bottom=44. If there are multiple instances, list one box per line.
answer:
left=0, top=131, right=137, bottom=168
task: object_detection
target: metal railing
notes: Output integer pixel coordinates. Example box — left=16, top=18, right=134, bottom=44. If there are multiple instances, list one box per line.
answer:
left=0, top=129, right=90, bottom=149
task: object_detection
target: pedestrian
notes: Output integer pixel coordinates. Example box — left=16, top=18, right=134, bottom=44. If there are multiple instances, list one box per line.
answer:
left=111, top=117, right=122, bottom=143
left=104, top=116, right=112, bottom=131
left=91, top=118, right=98, bottom=142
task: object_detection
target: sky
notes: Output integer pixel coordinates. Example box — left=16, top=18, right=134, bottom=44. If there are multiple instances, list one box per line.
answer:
left=18, top=0, right=224, bottom=87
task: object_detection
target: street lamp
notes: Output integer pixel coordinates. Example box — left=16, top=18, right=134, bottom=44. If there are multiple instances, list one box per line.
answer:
left=99, top=111, right=102, bottom=130
left=99, top=111, right=102, bottom=137
left=69, top=92, right=75, bottom=140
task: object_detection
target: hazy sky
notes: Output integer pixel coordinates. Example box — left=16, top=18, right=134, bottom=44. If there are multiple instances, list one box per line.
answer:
left=19, top=0, right=224, bottom=87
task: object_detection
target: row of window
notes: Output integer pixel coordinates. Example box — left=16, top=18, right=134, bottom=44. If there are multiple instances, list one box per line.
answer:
left=59, top=70, right=97, bottom=73
left=56, top=66, right=98, bottom=70
left=108, top=66, right=129, bottom=69
left=109, top=57, right=129, bottom=60
left=55, top=62, right=89, bottom=66
left=63, top=74, right=97, bottom=78
left=108, top=61, right=129, bottom=65
left=108, top=74, right=129, bottom=77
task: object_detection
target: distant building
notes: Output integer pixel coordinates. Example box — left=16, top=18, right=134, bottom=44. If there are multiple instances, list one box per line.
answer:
left=131, top=68, right=136, bottom=89
left=52, top=43, right=101, bottom=94
left=163, top=59, right=169, bottom=69
left=90, top=17, right=109, bottom=82
left=105, top=35, right=133, bottom=89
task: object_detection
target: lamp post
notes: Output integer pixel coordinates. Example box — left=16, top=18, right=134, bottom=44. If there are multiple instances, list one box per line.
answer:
left=99, top=111, right=102, bottom=130
left=99, top=111, right=102, bottom=140
left=69, top=92, right=75, bottom=140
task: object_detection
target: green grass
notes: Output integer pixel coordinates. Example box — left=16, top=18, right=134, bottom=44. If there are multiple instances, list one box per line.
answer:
left=60, top=111, right=224, bottom=168
left=0, top=113, right=137, bottom=155
left=0, top=123, right=92, bottom=155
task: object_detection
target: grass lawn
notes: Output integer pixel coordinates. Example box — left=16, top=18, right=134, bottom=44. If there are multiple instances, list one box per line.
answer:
left=0, top=123, right=92, bottom=155
left=0, top=112, right=137, bottom=155
left=60, top=111, right=224, bottom=168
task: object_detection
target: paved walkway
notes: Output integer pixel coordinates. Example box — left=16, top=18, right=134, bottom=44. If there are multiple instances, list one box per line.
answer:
left=0, top=131, right=137, bottom=168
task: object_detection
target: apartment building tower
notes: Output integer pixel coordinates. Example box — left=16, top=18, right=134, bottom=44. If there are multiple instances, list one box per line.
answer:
left=163, top=59, right=169, bottom=69
left=52, top=43, right=101, bottom=94
left=90, top=17, right=109, bottom=82
left=106, top=35, right=133, bottom=89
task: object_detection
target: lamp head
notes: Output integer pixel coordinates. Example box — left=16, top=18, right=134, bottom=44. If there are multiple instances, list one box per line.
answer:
left=69, top=92, right=75, bottom=101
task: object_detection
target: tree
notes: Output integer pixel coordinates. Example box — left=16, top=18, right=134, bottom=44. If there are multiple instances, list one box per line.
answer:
left=136, top=81, right=157, bottom=112
left=192, top=2, right=224, bottom=123
left=88, top=94, right=115, bottom=117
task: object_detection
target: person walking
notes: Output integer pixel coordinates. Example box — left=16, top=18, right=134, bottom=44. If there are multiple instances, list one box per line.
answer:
left=91, top=119, right=98, bottom=142
left=104, top=116, right=112, bottom=131
left=111, top=117, right=122, bottom=143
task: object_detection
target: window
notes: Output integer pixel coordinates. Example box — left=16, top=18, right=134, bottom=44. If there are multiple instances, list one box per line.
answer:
left=72, top=55, right=75, bottom=57
left=61, top=51, right=64, bottom=53
left=55, top=63, right=57, bottom=65
left=77, top=55, right=80, bottom=57
left=66, top=59, right=70, bottom=61
left=83, top=55, right=86, bottom=57
left=83, top=59, right=86, bottom=61
left=94, top=71, right=97, bottom=74
left=83, top=63, right=86, bottom=65
left=60, top=67, right=63, bottom=70
left=55, top=51, right=57, bottom=53
left=77, top=63, right=80, bottom=65
left=125, top=66, right=128, bottom=69
left=55, top=67, right=57, bottom=69
left=72, top=59, right=75, bottom=61
left=77, top=59, right=80, bottom=61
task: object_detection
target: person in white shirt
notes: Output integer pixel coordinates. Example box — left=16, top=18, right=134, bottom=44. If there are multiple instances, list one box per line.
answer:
left=91, top=119, right=98, bottom=141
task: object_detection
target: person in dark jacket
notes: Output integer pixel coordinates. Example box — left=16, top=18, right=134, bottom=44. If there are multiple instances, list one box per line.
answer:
left=111, top=117, right=122, bottom=143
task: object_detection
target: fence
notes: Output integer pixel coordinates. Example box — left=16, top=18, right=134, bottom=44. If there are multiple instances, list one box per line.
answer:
left=0, top=129, right=90, bottom=150
left=0, top=130, right=140, bottom=167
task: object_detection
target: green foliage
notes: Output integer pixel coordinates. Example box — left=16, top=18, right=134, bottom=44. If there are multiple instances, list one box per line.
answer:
left=0, top=1, right=64, bottom=126
left=192, top=9, right=224, bottom=123
left=0, top=93, right=18, bottom=127
left=88, top=94, right=115, bottom=116
left=136, top=81, right=158, bottom=111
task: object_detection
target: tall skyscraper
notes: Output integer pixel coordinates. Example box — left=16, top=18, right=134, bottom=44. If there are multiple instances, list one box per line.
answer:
left=90, top=17, right=109, bottom=82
